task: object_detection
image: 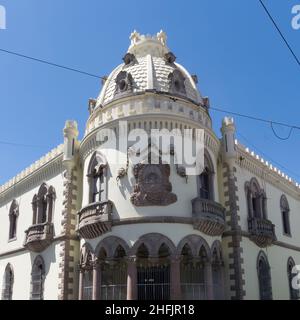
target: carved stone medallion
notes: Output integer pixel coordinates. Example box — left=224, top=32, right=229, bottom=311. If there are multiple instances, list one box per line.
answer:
left=130, top=163, right=177, bottom=206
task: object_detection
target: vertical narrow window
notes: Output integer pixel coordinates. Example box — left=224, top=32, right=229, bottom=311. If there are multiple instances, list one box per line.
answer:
left=198, top=153, right=214, bottom=201
left=9, top=200, right=19, bottom=240
left=32, top=184, right=56, bottom=225
left=245, top=178, right=267, bottom=220
left=212, top=247, right=224, bottom=300
left=180, top=244, right=207, bottom=300
left=79, top=246, right=93, bottom=300
left=101, top=246, right=127, bottom=300
left=257, top=252, right=272, bottom=300
left=2, top=264, right=13, bottom=300
left=30, top=256, right=45, bottom=300
left=88, top=152, right=108, bottom=204
left=280, top=195, right=291, bottom=236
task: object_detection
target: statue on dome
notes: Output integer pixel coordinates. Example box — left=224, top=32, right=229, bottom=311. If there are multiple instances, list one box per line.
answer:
left=157, top=30, right=167, bottom=46
left=130, top=30, right=140, bottom=45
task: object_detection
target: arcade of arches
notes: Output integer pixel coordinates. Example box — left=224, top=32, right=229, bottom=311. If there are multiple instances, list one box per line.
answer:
left=78, top=234, right=225, bottom=300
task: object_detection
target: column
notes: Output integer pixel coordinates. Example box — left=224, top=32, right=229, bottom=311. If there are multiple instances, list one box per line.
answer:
left=205, top=260, right=214, bottom=300
left=92, top=259, right=101, bottom=300
left=170, top=255, right=181, bottom=300
left=78, top=269, right=84, bottom=300
left=127, top=256, right=137, bottom=300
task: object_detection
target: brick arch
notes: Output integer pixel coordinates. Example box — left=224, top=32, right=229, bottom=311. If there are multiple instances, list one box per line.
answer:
left=176, top=234, right=211, bottom=259
left=95, top=236, right=130, bottom=259
left=130, top=233, right=176, bottom=257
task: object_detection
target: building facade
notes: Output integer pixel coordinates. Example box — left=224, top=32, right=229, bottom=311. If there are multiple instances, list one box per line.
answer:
left=0, top=31, right=300, bottom=300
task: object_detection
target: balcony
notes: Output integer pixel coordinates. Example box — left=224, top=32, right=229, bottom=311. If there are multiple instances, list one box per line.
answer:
left=192, top=198, right=226, bottom=236
left=248, top=217, right=276, bottom=247
left=24, top=222, right=54, bottom=252
left=78, top=201, right=113, bottom=239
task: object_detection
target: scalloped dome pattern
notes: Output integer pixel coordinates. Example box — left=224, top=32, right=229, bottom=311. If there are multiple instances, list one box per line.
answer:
left=96, top=31, right=202, bottom=107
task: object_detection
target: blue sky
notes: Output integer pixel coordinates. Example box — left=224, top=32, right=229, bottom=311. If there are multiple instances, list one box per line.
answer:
left=0, top=0, right=299, bottom=185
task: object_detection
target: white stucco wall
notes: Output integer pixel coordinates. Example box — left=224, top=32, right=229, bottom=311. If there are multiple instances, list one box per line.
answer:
left=0, top=172, right=65, bottom=300
left=235, top=165, right=300, bottom=299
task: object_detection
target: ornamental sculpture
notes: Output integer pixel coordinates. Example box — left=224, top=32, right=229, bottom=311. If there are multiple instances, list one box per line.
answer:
left=130, top=163, right=177, bottom=206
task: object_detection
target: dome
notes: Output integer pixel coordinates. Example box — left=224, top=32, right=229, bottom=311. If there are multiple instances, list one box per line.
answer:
left=96, top=30, right=203, bottom=108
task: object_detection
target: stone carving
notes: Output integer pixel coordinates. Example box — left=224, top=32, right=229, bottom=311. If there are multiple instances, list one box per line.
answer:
left=164, top=52, right=176, bottom=64
left=168, top=69, right=186, bottom=95
left=122, top=53, right=136, bottom=66
left=130, top=163, right=177, bottom=206
left=157, top=30, right=167, bottom=46
left=114, top=71, right=133, bottom=96
left=130, top=30, right=141, bottom=45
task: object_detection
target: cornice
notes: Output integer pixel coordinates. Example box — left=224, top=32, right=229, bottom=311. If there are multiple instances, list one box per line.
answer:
left=0, top=145, right=64, bottom=206
left=235, top=142, right=300, bottom=200
left=80, top=115, right=220, bottom=162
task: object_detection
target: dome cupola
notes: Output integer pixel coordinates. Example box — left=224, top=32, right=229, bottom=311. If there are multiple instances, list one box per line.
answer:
left=96, top=30, right=204, bottom=108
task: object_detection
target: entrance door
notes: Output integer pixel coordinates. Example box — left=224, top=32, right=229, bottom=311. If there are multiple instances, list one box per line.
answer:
left=137, top=265, right=170, bottom=300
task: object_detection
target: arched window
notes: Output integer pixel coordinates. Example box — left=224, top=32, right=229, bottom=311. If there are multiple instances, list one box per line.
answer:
left=87, top=152, right=108, bottom=204
left=257, top=252, right=272, bottom=300
left=211, top=246, right=224, bottom=300
left=245, top=178, right=267, bottom=219
left=287, top=257, right=300, bottom=300
left=198, top=152, right=214, bottom=200
left=281, top=195, right=291, bottom=236
left=32, top=184, right=56, bottom=225
left=100, top=245, right=127, bottom=300
left=2, top=264, right=13, bottom=300
left=79, top=246, right=93, bottom=300
left=136, top=243, right=171, bottom=300
left=9, top=200, right=19, bottom=240
left=180, top=244, right=207, bottom=300
left=30, top=256, right=45, bottom=300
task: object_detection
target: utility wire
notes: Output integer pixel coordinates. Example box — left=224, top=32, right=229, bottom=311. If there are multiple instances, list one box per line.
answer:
left=0, top=140, right=47, bottom=148
left=258, top=0, right=300, bottom=67
left=237, top=130, right=300, bottom=180
left=210, top=106, right=300, bottom=131
left=0, top=48, right=106, bottom=80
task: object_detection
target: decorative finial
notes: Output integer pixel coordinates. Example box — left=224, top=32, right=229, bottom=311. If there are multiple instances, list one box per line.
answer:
left=130, top=30, right=140, bottom=45
left=157, top=30, right=167, bottom=46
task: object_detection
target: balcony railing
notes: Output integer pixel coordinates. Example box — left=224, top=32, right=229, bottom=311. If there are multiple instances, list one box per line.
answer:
left=78, top=200, right=113, bottom=239
left=24, top=222, right=54, bottom=252
left=192, top=198, right=226, bottom=236
left=248, top=217, right=276, bottom=247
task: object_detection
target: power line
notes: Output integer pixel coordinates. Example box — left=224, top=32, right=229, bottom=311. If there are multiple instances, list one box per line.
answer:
left=210, top=106, right=300, bottom=131
left=258, top=0, right=300, bottom=67
left=236, top=130, right=300, bottom=180
left=0, top=48, right=106, bottom=80
left=0, top=140, right=47, bottom=148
